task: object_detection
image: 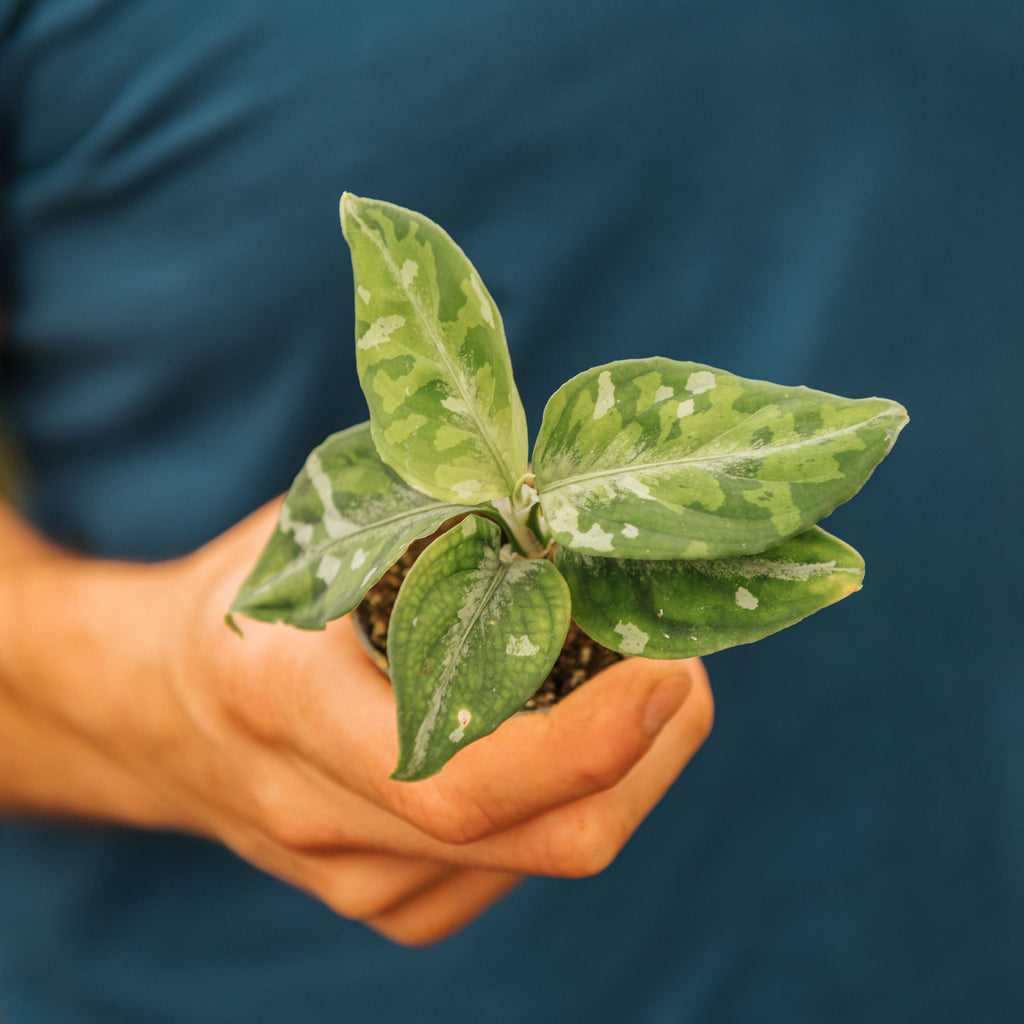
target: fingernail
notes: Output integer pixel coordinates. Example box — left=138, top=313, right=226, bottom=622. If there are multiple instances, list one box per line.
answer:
left=642, top=670, right=693, bottom=738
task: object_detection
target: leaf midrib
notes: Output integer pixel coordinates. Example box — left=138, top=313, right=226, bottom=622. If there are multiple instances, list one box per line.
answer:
left=404, top=558, right=510, bottom=774
left=539, top=411, right=895, bottom=497
left=236, top=502, right=462, bottom=606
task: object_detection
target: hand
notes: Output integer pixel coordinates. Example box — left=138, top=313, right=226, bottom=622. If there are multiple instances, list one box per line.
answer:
left=0, top=500, right=714, bottom=946
left=165, top=502, right=714, bottom=943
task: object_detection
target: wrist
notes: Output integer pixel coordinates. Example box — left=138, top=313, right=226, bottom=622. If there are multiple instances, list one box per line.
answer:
left=0, top=507, right=197, bottom=829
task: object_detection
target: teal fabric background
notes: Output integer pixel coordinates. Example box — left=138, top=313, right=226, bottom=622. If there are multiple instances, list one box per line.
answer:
left=2, top=2, right=1022, bottom=1020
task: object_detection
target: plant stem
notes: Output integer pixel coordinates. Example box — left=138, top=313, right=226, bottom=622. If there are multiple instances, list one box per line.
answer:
left=483, top=490, right=547, bottom=559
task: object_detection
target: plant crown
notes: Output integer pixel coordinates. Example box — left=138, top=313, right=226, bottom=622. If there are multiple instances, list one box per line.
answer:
left=230, top=194, right=908, bottom=780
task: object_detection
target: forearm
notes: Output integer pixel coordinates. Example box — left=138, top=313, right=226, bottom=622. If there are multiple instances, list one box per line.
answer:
left=0, top=501, right=188, bottom=827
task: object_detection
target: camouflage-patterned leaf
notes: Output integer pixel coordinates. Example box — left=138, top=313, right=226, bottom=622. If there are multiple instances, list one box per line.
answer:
left=556, top=526, right=864, bottom=658
left=389, top=516, right=571, bottom=781
left=340, top=194, right=529, bottom=505
left=534, top=358, right=908, bottom=559
left=229, top=422, right=466, bottom=630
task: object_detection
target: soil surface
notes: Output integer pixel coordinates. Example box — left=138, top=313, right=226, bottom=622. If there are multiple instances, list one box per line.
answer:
left=354, top=537, right=623, bottom=709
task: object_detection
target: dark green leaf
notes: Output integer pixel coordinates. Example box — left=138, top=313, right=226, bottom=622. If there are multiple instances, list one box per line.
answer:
left=389, top=516, right=571, bottom=780
left=556, top=526, right=865, bottom=658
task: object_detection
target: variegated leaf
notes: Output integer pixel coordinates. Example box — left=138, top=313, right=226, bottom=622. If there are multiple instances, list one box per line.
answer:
left=389, top=516, right=571, bottom=781
left=534, top=358, right=907, bottom=560
left=556, top=526, right=864, bottom=658
left=229, top=422, right=466, bottom=630
left=340, top=193, right=530, bottom=505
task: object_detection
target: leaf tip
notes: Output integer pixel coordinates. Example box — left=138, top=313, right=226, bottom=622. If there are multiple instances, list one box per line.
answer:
left=339, top=192, right=364, bottom=237
left=224, top=612, right=245, bottom=639
left=339, top=190, right=360, bottom=214
left=389, top=760, right=435, bottom=783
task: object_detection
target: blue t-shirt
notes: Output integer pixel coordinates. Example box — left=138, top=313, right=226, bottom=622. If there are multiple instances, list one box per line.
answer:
left=2, top=2, right=1022, bottom=1021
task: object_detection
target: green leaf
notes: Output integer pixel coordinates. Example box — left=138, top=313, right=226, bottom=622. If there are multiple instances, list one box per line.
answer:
left=229, top=422, right=466, bottom=630
left=533, top=358, right=908, bottom=559
left=340, top=193, right=530, bottom=505
left=388, top=516, right=571, bottom=781
left=556, top=526, right=865, bottom=658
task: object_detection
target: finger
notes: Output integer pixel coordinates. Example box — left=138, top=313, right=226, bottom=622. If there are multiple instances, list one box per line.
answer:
left=301, top=851, right=457, bottom=922
left=221, top=816, right=458, bottom=922
left=362, top=653, right=699, bottom=845
left=504, top=659, right=715, bottom=878
left=219, top=778, right=523, bottom=940
left=365, top=869, right=523, bottom=947
left=260, top=664, right=712, bottom=879
left=402, top=660, right=714, bottom=878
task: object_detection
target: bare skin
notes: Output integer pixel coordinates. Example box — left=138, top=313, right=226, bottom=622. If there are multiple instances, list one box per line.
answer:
left=0, top=495, right=713, bottom=946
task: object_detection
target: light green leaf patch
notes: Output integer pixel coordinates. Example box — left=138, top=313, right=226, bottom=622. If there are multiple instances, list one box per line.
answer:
left=229, top=423, right=466, bottom=630
left=388, top=516, right=571, bottom=781
left=556, top=526, right=865, bottom=658
left=341, top=194, right=529, bottom=505
left=534, top=358, right=908, bottom=559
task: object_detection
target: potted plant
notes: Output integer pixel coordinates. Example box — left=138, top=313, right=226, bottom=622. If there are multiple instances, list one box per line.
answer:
left=229, top=194, right=907, bottom=781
